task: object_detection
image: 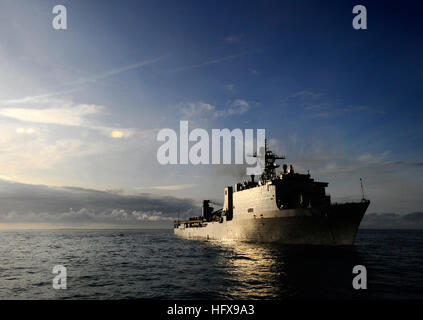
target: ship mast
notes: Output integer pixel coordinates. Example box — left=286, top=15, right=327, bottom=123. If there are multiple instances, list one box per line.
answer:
left=252, top=139, right=285, bottom=182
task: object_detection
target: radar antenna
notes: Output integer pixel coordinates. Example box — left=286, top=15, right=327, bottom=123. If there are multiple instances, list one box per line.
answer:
left=251, top=139, right=285, bottom=182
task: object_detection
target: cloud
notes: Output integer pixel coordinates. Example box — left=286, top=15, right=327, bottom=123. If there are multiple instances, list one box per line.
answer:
left=288, top=91, right=384, bottom=118
left=383, top=161, right=423, bottom=168
left=1, top=208, right=175, bottom=225
left=224, top=34, right=244, bottom=44
left=0, top=95, right=159, bottom=185
left=0, top=96, right=138, bottom=138
left=304, top=103, right=328, bottom=111
left=361, top=212, right=423, bottom=229
left=309, top=105, right=386, bottom=118
left=0, top=103, right=102, bottom=126
left=137, top=184, right=195, bottom=191
left=212, top=164, right=249, bottom=181
left=292, top=90, right=323, bottom=100
left=180, top=99, right=250, bottom=120
left=0, top=123, right=98, bottom=171
left=180, top=102, right=216, bottom=120
left=280, top=90, right=327, bottom=113
left=0, top=56, right=166, bottom=105
left=77, top=55, right=165, bottom=85
left=227, top=99, right=250, bottom=114
left=0, top=88, right=83, bottom=105
left=171, top=52, right=250, bottom=72
left=0, top=179, right=200, bottom=228
left=313, top=152, right=423, bottom=175
left=339, top=106, right=385, bottom=114
left=150, top=184, right=195, bottom=191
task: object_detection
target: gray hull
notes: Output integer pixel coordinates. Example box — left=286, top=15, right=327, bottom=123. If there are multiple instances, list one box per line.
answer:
left=174, top=201, right=369, bottom=245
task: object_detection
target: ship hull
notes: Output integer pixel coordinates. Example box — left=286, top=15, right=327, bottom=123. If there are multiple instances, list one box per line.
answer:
left=174, top=201, right=369, bottom=245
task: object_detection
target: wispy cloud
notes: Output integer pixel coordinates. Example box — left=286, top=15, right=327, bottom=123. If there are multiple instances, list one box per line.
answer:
left=304, top=103, right=328, bottom=111
left=0, top=103, right=102, bottom=126
left=309, top=105, right=386, bottom=118
left=0, top=88, right=83, bottom=105
left=60, top=55, right=166, bottom=87
left=383, top=161, right=423, bottom=168
left=226, top=84, right=235, bottom=91
left=287, top=90, right=385, bottom=118
left=0, top=97, right=139, bottom=138
left=137, top=184, right=196, bottom=191
left=339, top=105, right=385, bottom=114
left=0, top=56, right=166, bottom=105
left=170, top=52, right=250, bottom=72
left=224, top=34, right=245, bottom=44
left=293, top=90, right=324, bottom=100
left=225, top=99, right=250, bottom=115
left=180, top=99, right=250, bottom=120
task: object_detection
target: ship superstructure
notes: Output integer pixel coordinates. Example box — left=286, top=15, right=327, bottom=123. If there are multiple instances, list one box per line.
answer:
left=174, top=140, right=370, bottom=245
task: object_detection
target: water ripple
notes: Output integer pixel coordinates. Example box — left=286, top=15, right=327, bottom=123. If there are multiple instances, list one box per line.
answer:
left=0, top=229, right=422, bottom=299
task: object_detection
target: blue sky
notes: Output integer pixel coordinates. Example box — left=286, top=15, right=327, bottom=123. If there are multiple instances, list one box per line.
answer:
left=0, top=0, right=422, bottom=227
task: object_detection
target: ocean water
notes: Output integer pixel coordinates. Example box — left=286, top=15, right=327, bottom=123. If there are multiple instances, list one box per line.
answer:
left=0, top=229, right=422, bottom=300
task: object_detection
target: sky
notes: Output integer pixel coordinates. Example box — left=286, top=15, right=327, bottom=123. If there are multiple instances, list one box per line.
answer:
left=0, top=0, right=422, bottom=228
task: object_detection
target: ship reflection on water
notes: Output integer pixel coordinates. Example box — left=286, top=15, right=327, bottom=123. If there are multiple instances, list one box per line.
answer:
left=207, top=240, right=365, bottom=299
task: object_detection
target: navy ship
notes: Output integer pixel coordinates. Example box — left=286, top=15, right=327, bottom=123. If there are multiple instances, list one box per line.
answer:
left=174, top=141, right=370, bottom=245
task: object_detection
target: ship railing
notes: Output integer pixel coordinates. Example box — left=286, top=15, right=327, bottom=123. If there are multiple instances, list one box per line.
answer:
left=331, top=198, right=370, bottom=205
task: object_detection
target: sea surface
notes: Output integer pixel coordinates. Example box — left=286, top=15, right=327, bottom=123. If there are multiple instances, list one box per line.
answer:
left=0, top=229, right=422, bottom=300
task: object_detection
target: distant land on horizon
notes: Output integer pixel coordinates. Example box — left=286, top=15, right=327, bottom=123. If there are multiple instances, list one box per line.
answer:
left=361, top=212, right=423, bottom=230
